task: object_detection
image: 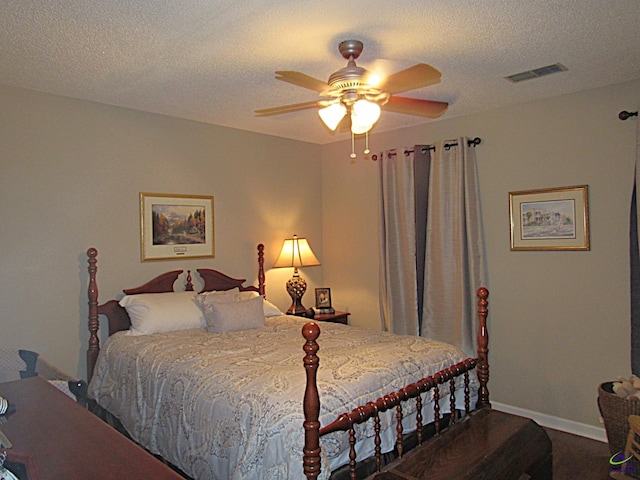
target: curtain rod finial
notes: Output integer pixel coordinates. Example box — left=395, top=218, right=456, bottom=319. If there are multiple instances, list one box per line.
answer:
left=619, top=111, right=638, bottom=121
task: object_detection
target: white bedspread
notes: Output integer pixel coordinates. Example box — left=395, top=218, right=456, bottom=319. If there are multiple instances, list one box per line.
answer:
left=89, top=315, right=476, bottom=480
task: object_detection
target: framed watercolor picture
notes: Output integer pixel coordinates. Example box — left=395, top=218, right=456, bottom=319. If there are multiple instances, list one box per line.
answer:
left=509, top=185, right=589, bottom=251
left=140, top=192, right=214, bottom=261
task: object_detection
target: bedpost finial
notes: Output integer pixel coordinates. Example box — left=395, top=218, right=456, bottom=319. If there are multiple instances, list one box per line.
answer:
left=87, top=247, right=98, bottom=258
left=302, top=322, right=320, bottom=342
left=477, top=287, right=488, bottom=301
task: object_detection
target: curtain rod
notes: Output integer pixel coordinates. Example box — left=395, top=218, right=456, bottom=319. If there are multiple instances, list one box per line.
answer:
left=619, top=110, right=638, bottom=120
left=379, top=137, right=482, bottom=159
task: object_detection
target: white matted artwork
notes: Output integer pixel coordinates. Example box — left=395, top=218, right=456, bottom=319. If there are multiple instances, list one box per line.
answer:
left=140, top=192, right=214, bottom=261
left=509, top=185, right=589, bottom=251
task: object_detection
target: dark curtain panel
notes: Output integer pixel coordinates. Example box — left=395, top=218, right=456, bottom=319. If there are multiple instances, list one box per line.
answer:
left=413, top=145, right=431, bottom=330
left=631, top=184, right=640, bottom=375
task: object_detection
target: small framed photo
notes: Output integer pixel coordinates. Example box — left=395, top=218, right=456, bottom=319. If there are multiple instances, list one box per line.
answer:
left=509, top=185, right=589, bottom=251
left=140, top=192, right=214, bottom=261
left=315, top=288, right=332, bottom=309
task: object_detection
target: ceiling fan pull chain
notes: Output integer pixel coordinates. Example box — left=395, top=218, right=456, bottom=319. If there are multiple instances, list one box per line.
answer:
left=363, top=131, right=371, bottom=155
left=350, top=132, right=356, bottom=158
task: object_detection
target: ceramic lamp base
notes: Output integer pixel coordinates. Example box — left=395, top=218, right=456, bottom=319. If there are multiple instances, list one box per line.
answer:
left=285, top=275, right=308, bottom=315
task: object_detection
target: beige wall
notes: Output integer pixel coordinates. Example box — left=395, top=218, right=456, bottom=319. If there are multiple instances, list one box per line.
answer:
left=2, top=79, right=639, bottom=430
left=0, top=85, right=324, bottom=378
left=321, top=79, right=640, bottom=427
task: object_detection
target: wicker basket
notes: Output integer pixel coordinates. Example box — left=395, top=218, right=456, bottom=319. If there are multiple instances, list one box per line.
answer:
left=598, top=381, right=640, bottom=455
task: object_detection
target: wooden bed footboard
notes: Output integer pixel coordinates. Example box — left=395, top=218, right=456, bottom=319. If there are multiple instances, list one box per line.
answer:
left=302, top=287, right=490, bottom=480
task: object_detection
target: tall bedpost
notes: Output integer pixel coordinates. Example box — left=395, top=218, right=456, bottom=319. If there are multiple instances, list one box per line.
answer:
left=87, top=248, right=100, bottom=383
left=302, top=322, right=322, bottom=480
left=257, top=243, right=265, bottom=296
left=476, top=287, right=490, bottom=408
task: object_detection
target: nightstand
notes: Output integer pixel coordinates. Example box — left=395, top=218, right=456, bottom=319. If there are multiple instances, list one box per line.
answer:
left=314, top=310, right=350, bottom=325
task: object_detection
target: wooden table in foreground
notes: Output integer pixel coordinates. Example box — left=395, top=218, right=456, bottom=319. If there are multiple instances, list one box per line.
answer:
left=0, top=376, right=184, bottom=480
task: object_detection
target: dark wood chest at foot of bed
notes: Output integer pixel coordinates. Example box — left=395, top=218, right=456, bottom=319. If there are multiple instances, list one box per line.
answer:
left=367, top=408, right=553, bottom=480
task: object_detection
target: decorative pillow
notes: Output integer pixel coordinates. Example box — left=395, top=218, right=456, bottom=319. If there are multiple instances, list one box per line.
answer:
left=204, top=295, right=265, bottom=334
left=237, top=290, right=284, bottom=317
left=119, top=291, right=204, bottom=336
left=195, top=289, right=240, bottom=317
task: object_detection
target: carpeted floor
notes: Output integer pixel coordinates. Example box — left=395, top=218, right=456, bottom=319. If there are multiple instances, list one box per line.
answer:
left=545, top=427, right=618, bottom=480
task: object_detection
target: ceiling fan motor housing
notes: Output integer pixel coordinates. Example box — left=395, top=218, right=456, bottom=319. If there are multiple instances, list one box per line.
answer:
left=326, top=40, right=383, bottom=106
left=328, top=62, right=368, bottom=92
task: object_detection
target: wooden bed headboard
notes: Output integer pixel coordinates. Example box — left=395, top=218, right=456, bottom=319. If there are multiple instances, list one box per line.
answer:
left=86, top=244, right=266, bottom=381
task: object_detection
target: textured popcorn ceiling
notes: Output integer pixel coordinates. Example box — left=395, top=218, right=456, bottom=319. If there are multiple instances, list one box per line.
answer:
left=1, top=1, right=639, bottom=144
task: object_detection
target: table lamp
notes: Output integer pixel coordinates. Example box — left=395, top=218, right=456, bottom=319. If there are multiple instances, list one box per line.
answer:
left=273, top=235, right=320, bottom=314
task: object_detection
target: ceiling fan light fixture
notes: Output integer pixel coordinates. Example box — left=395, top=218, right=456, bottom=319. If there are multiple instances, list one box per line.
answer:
left=318, top=103, right=347, bottom=131
left=351, top=99, right=381, bottom=134
left=257, top=39, right=448, bottom=157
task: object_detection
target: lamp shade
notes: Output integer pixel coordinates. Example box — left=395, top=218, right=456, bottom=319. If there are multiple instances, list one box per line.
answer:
left=318, top=103, right=347, bottom=131
left=273, top=235, right=320, bottom=268
left=351, top=99, right=381, bottom=134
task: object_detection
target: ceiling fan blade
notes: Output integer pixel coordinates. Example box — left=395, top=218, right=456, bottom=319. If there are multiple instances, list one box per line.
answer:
left=275, top=71, right=328, bottom=93
left=255, top=100, right=321, bottom=117
left=383, top=96, right=448, bottom=118
left=378, top=64, right=442, bottom=94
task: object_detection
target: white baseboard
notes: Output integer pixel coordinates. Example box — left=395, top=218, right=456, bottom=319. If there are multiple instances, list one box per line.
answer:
left=491, top=401, right=608, bottom=443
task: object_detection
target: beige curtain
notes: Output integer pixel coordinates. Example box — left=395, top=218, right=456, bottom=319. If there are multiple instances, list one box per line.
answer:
left=378, top=148, right=421, bottom=335
left=378, top=138, right=486, bottom=357
left=421, top=138, right=486, bottom=357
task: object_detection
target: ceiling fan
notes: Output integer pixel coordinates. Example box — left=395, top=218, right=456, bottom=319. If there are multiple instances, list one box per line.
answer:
left=255, top=40, right=448, bottom=148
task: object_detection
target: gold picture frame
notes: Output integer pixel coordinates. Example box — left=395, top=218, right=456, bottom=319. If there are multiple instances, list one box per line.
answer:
left=140, top=192, right=214, bottom=261
left=509, top=185, right=589, bottom=251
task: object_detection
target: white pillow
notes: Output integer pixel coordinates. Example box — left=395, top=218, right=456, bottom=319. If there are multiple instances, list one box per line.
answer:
left=198, top=288, right=240, bottom=302
left=195, top=289, right=240, bottom=318
left=237, top=290, right=283, bottom=317
left=237, top=290, right=258, bottom=301
left=119, top=291, right=204, bottom=336
left=263, top=299, right=284, bottom=317
left=204, top=295, right=265, bottom=333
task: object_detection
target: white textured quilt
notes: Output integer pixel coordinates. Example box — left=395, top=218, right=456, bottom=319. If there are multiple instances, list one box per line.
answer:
left=89, top=315, right=476, bottom=480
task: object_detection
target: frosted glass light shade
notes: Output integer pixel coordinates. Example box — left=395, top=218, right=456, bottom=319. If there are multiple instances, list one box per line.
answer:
left=318, top=103, right=347, bottom=131
left=351, top=99, right=381, bottom=134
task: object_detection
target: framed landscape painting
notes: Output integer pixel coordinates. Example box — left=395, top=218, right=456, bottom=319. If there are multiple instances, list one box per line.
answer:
left=140, top=192, right=214, bottom=261
left=509, top=185, right=589, bottom=251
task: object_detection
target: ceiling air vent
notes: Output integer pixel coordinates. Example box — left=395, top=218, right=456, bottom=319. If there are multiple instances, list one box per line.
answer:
left=505, top=63, right=567, bottom=83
